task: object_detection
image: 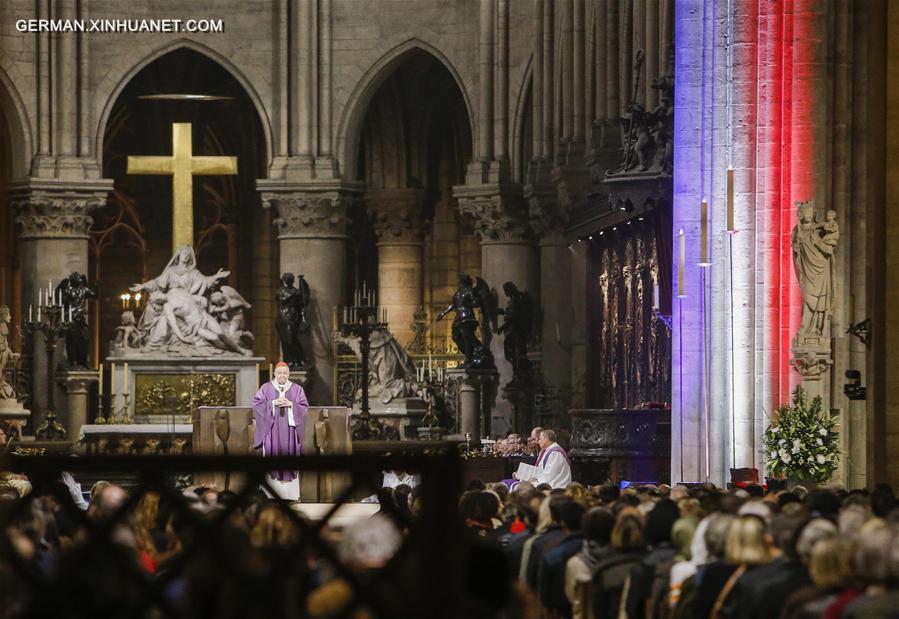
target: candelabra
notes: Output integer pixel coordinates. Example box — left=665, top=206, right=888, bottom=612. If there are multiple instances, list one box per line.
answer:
left=24, top=300, right=72, bottom=440
left=416, top=357, right=445, bottom=429
left=338, top=284, right=388, bottom=440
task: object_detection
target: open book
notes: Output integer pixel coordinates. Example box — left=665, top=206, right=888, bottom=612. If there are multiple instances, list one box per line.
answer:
left=516, top=462, right=539, bottom=482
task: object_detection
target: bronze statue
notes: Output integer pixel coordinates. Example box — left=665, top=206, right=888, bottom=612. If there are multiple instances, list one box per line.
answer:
left=497, top=282, right=535, bottom=379
left=56, top=272, right=95, bottom=368
left=437, top=273, right=497, bottom=369
left=276, top=273, right=311, bottom=370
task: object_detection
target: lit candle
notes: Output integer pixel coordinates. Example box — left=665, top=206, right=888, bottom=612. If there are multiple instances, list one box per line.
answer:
left=677, top=228, right=686, bottom=297
left=123, top=362, right=129, bottom=394
left=28, top=305, right=32, bottom=322
left=699, top=199, right=710, bottom=266
left=38, top=289, right=42, bottom=307
left=726, top=167, right=735, bottom=233
left=653, top=284, right=660, bottom=310
left=98, top=362, right=104, bottom=396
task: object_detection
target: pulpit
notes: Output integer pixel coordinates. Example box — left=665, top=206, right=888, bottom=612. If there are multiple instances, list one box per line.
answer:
left=192, top=405, right=352, bottom=501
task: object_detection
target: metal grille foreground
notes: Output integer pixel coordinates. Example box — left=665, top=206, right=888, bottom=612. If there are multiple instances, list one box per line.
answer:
left=0, top=452, right=465, bottom=619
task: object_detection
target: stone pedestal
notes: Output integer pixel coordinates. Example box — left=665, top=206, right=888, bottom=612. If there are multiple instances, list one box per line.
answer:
left=790, top=336, right=834, bottom=408
left=260, top=185, right=361, bottom=405
left=57, top=369, right=98, bottom=441
left=0, top=398, right=30, bottom=438
left=352, top=397, right=427, bottom=440
left=447, top=367, right=498, bottom=440
left=289, top=370, right=313, bottom=389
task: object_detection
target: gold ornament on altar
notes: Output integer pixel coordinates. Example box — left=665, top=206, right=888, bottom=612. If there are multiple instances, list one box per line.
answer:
left=135, top=373, right=236, bottom=418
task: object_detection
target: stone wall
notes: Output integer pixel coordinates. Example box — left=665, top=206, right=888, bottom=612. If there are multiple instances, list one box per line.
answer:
left=0, top=0, right=668, bottom=430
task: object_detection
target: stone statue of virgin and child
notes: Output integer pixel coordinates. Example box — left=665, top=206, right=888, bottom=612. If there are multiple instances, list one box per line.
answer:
left=791, top=200, right=840, bottom=339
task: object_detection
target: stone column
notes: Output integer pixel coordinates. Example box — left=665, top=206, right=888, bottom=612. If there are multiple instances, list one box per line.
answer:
left=478, top=0, right=495, bottom=162
left=260, top=185, right=359, bottom=405
left=366, top=188, right=425, bottom=347
left=58, top=370, right=98, bottom=442
left=456, top=186, right=538, bottom=433
left=10, top=180, right=112, bottom=432
left=528, top=187, right=572, bottom=396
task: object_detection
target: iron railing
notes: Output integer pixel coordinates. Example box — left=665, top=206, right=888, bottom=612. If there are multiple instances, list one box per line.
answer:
left=0, top=451, right=465, bottom=619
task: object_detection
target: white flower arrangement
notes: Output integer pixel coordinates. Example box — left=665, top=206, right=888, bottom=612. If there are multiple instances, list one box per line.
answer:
left=764, top=386, right=839, bottom=483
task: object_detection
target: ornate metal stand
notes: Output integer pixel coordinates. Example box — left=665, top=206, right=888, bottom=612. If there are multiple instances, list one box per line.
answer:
left=416, top=362, right=445, bottom=439
left=338, top=286, right=388, bottom=440
left=24, top=303, right=72, bottom=440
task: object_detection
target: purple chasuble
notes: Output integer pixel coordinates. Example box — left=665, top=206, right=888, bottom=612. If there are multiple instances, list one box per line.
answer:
left=252, top=381, right=309, bottom=481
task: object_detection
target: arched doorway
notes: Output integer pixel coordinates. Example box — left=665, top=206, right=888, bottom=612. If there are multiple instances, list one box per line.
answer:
left=95, top=48, right=276, bottom=361
left=349, top=48, right=475, bottom=352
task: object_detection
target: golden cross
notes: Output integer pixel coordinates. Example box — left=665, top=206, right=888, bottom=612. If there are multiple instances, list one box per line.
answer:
left=127, top=122, right=238, bottom=250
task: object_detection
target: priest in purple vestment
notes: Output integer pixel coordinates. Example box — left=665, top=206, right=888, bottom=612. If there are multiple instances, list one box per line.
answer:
left=252, top=361, right=309, bottom=500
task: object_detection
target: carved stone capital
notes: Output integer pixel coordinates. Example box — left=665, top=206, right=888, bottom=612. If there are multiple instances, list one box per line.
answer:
left=526, top=183, right=568, bottom=240
left=57, top=370, right=99, bottom=394
left=365, top=188, right=425, bottom=244
left=551, top=165, right=595, bottom=211
left=261, top=191, right=359, bottom=239
left=10, top=180, right=112, bottom=240
left=454, top=185, right=531, bottom=242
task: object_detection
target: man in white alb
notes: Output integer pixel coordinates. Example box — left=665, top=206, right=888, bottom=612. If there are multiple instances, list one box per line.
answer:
left=513, top=429, right=572, bottom=489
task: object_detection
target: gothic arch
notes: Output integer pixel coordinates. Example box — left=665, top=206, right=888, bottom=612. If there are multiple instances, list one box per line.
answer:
left=511, top=56, right=534, bottom=184
left=0, top=66, right=35, bottom=178
left=94, top=39, right=273, bottom=172
left=336, top=38, right=475, bottom=181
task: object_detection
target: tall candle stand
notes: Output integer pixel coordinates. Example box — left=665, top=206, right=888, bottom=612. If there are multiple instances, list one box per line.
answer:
left=338, top=284, right=388, bottom=440
left=117, top=391, right=133, bottom=424
left=23, top=302, right=72, bottom=440
left=416, top=359, right=445, bottom=430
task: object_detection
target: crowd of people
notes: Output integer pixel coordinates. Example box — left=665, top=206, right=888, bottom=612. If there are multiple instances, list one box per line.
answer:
left=4, top=418, right=899, bottom=618
left=459, top=477, right=899, bottom=618
left=0, top=475, right=415, bottom=617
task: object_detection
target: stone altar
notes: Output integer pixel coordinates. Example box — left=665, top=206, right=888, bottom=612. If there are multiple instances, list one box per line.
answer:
left=107, top=355, right=264, bottom=424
